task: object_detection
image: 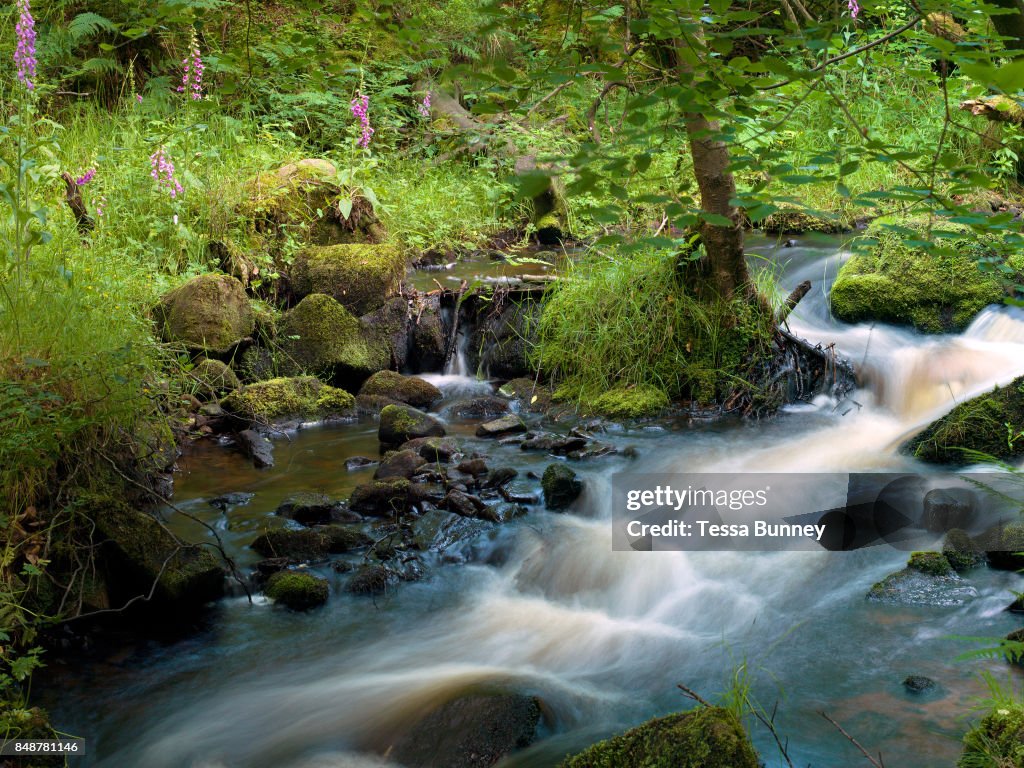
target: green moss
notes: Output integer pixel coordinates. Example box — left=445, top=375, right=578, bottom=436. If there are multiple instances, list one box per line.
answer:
left=959, top=704, right=1024, bottom=768
left=221, top=376, right=354, bottom=423
left=561, top=706, right=759, bottom=768
left=291, top=243, right=405, bottom=315
left=830, top=221, right=1020, bottom=333
left=155, top=273, right=255, bottom=354
left=589, top=384, right=670, bottom=418
left=251, top=525, right=370, bottom=560
left=905, top=376, right=1024, bottom=464
left=265, top=570, right=329, bottom=610
left=239, top=160, right=345, bottom=247
left=277, top=293, right=388, bottom=380
left=908, top=550, right=953, bottom=577
left=761, top=207, right=849, bottom=234
left=943, top=529, right=984, bottom=572
left=359, top=370, right=442, bottom=409
left=190, top=358, right=241, bottom=399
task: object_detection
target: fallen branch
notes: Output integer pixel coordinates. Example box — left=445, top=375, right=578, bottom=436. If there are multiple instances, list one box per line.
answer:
left=776, top=279, right=811, bottom=324
left=60, top=171, right=94, bottom=237
left=820, top=712, right=885, bottom=768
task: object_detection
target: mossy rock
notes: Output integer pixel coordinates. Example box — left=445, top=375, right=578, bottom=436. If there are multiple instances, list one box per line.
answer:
left=239, top=160, right=345, bottom=246
left=234, top=345, right=276, bottom=384
left=82, top=494, right=225, bottom=615
left=349, top=478, right=412, bottom=517
left=361, top=296, right=412, bottom=371
left=867, top=551, right=976, bottom=606
left=830, top=221, right=1023, bottom=333
left=542, top=463, right=582, bottom=510
left=379, top=403, right=446, bottom=445
left=499, top=378, right=554, bottom=413
left=264, top=570, right=329, bottom=610
left=958, top=704, right=1024, bottom=767
left=904, top=376, right=1024, bottom=464
left=561, top=706, right=759, bottom=768
left=277, top=294, right=388, bottom=383
left=589, top=384, right=669, bottom=419
left=943, top=528, right=984, bottom=572
left=251, top=525, right=370, bottom=561
left=291, top=243, right=405, bottom=316
left=155, top=273, right=255, bottom=354
left=978, top=521, right=1024, bottom=571
left=190, top=358, right=240, bottom=400
left=472, top=298, right=541, bottom=379
left=907, top=550, right=953, bottom=577
left=359, top=370, right=442, bottom=409
left=761, top=207, right=848, bottom=235
left=221, top=376, right=355, bottom=425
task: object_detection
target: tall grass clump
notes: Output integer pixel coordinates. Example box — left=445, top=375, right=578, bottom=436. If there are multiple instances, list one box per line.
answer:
left=534, top=248, right=776, bottom=412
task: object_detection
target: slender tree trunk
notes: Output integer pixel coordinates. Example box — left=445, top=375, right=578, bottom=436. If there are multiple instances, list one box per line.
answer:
left=989, top=0, right=1024, bottom=53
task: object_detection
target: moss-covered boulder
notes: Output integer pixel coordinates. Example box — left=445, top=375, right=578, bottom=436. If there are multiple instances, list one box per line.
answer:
left=561, top=706, right=758, bottom=768
left=904, top=377, right=1024, bottom=464
left=190, top=358, right=240, bottom=400
left=542, top=463, right=582, bottom=510
left=959, top=704, right=1024, bottom=767
left=978, top=522, right=1024, bottom=571
left=291, top=243, right=405, bottom=316
left=155, top=273, right=255, bottom=354
left=471, top=297, right=541, bottom=379
left=221, top=376, right=354, bottom=425
left=867, top=550, right=976, bottom=605
left=82, top=494, right=225, bottom=616
left=234, top=345, right=276, bottom=384
left=361, top=296, right=412, bottom=371
left=830, top=222, right=1023, bottom=333
left=264, top=570, right=329, bottom=610
left=761, top=206, right=848, bottom=235
left=349, top=478, right=412, bottom=516
left=589, top=384, right=669, bottom=419
left=277, top=294, right=388, bottom=383
left=379, top=404, right=446, bottom=445
left=250, top=525, right=370, bottom=561
left=943, top=528, right=984, bottom=572
left=359, top=370, right=442, bottom=409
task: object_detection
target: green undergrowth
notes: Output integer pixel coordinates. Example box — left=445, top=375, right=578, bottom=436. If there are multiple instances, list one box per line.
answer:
left=534, top=248, right=776, bottom=412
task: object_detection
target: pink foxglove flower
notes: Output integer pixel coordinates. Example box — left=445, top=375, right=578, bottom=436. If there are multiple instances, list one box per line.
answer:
left=74, top=167, right=97, bottom=187
left=848, top=0, right=859, bottom=19
left=418, top=92, right=431, bottom=118
left=351, top=93, right=374, bottom=148
left=14, top=0, right=37, bottom=90
left=178, top=29, right=204, bottom=101
left=150, top=147, right=184, bottom=198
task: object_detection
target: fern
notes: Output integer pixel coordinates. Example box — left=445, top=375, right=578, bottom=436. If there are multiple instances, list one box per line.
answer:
left=68, top=12, right=119, bottom=43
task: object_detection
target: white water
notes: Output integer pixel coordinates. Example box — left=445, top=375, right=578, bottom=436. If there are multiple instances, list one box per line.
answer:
left=60, top=238, right=1024, bottom=767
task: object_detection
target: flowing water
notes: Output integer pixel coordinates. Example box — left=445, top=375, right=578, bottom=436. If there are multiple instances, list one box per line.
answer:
left=44, top=234, right=1024, bottom=767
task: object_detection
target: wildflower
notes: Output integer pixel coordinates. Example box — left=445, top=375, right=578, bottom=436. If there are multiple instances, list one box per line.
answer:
left=350, top=92, right=374, bottom=148
left=136, top=94, right=144, bottom=104
left=95, top=195, right=107, bottom=218
left=177, top=28, right=204, bottom=101
left=14, top=0, right=37, bottom=90
left=848, top=0, right=859, bottom=19
left=74, top=167, right=97, bottom=186
left=417, top=91, right=431, bottom=118
left=150, top=147, right=184, bottom=198
left=173, top=214, right=179, bottom=226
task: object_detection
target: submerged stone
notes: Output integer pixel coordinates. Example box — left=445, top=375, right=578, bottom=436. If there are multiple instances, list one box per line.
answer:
left=867, top=551, right=977, bottom=606
left=250, top=526, right=370, bottom=561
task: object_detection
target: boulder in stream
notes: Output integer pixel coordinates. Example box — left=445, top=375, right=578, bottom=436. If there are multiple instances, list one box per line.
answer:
left=542, top=463, right=583, bottom=510
left=943, top=528, right=984, bottom=572
left=867, top=551, right=977, bottom=606
left=251, top=526, right=370, bottom=561
left=349, top=478, right=412, bottom=517
left=264, top=571, right=329, bottom=610
left=275, top=492, right=339, bottom=526
left=290, top=243, right=405, bottom=316
left=359, top=370, right=442, bottom=409
left=374, top=449, right=427, bottom=480
left=379, top=404, right=446, bottom=446
left=222, top=376, right=354, bottom=427
left=476, top=414, right=526, bottom=438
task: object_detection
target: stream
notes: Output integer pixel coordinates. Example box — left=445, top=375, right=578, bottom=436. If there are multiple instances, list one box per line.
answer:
left=43, top=234, right=1024, bottom=767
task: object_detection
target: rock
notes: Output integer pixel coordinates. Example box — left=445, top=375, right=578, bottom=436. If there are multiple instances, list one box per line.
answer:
left=903, top=675, right=936, bottom=693
left=402, top=436, right=461, bottom=463
left=500, top=485, right=540, bottom=505
left=360, top=296, right=412, bottom=371
left=374, top=450, right=427, bottom=480
left=237, top=429, right=275, bottom=468
left=345, top=564, right=392, bottom=595
left=476, top=414, right=527, bottom=438
left=484, top=467, right=518, bottom=488
left=379, top=404, right=446, bottom=446
left=520, top=432, right=587, bottom=454
left=445, top=489, right=484, bottom=518
left=456, top=458, right=489, bottom=477
left=359, top=370, right=442, bottom=409
left=411, top=294, right=447, bottom=373
left=959, top=703, right=1024, bottom=767
left=384, top=692, right=542, bottom=768
left=498, top=378, right=553, bottom=413
left=155, top=273, right=254, bottom=354
left=830, top=218, right=1024, bottom=333
left=542, top=463, right=582, bottom=510
left=447, top=396, right=510, bottom=419
left=349, top=478, right=412, bottom=517
left=290, top=243, right=405, bottom=315
left=356, top=393, right=402, bottom=414
left=345, top=456, right=378, bottom=471
left=470, top=297, right=540, bottom=379
left=904, top=376, right=1024, bottom=464
left=264, top=571, right=328, bottom=610
left=560, top=706, right=758, bottom=768
left=209, top=491, right=255, bottom=511
left=83, top=494, right=225, bottom=616
left=761, top=206, right=847, bottom=234
left=254, top=557, right=290, bottom=579
left=222, top=376, right=355, bottom=426
left=867, top=551, right=977, bottom=606
left=190, top=358, right=240, bottom=400
left=275, top=492, right=338, bottom=526
left=234, top=344, right=276, bottom=384
left=979, top=522, right=1024, bottom=571
left=943, top=528, right=984, bottom=572
left=479, top=503, right=527, bottom=523
left=277, top=294, right=388, bottom=384
left=922, top=488, right=975, bottom=531
left=412, top=510, right=489, bottom=556
left=250, top=526, right=370, bottom=561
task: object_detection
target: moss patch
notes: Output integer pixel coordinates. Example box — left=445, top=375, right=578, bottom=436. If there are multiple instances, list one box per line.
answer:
left=830, top=221, right=1022, bottom=333
left=291, top=243, right=405, bottom=315
left=904, top=376, right=1024, bottom=464
left=959, top=704, right=1024, bottom=768
left=155, top=273, right=255, bottom=354
left=265, top=570, right=329, bottom=610
left=359, top=370, right=442, bottom=409
left=908, top=550, right=953, bottom=577
left=277, top=293, right=388, bottom=381
left=761, top=206, right=849, bottom=235
left=561, top=706, right=759, bottom=768
left=588, top=384, right=670, bottom=418
left=221, top=376, right=355, bottom=424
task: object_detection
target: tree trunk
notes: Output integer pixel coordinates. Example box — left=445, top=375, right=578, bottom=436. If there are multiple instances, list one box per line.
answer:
left=989, top=0, right=1024, bottom=53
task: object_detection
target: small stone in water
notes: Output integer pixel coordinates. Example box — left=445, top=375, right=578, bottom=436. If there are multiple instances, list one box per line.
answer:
left=903, top=675, right=936, bottom=693
left=346, top=456, right=377, bottom=471
left=209, top=491, right=255, bottom=510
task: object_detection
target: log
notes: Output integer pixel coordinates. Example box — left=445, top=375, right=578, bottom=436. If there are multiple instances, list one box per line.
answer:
left=959, top=96, right=1024, bottom=126
left=61, top=171, right=94, bottom=236
left=777, top=279, right=811, bottom=324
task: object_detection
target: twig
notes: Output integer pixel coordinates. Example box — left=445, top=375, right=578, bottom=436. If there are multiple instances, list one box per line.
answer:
left=676, top=683, right=712, bottom=707
left=820, top=712, right=885, bottom=768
